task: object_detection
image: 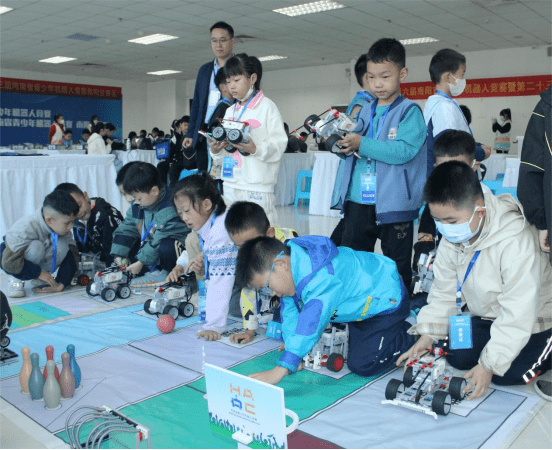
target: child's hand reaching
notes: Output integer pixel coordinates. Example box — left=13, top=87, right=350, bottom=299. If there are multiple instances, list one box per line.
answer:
left=336, top=133, right=362, bottom=154
left=209, top=140, right=228, bottom=154
left=38, top=270, right=57, bottom=287
left=185, top=253, right=205, bottom=276
left=197, top=330, right=221, bottom=341
left=167, top=265, right=185, bottom=283
left=396, top=335, right=434, bottom=368
left=229, top=329, right=255, bottom=344
left=126, top=261, right=143, bottom=275
left=232, top=137, right=257, bottom=155
left=36, top=283, right=64, bottom=293
left=249, top=366, right=289, bottom=385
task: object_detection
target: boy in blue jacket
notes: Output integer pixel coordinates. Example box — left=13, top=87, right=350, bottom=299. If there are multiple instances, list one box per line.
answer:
left=235, top=235, right=414, bottom=385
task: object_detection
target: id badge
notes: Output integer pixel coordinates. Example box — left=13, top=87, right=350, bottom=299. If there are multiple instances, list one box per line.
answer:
left=222, top=156, right=234, bottom=178
left=449, top=314, right=473, bottom=350
left=360, top=173, right=376, bottom=204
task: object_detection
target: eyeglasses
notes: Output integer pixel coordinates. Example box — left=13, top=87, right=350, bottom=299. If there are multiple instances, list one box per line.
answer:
left=211, top=38, right=230, bottom=45
left=262, top=250, right=284, bottom=295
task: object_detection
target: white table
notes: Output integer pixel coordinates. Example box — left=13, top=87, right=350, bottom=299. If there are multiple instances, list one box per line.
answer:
left=0, top=154, right=121, bottom=238
left=274, top=152, right=316, bottom=206
left=309, top=152, right=342, bottom=217
left=114, top=149, right=159, bottom=168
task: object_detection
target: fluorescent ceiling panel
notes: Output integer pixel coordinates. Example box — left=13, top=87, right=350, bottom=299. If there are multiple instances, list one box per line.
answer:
left=400, top=37, right=439, bottom=45
left=273, top=1, right=345, bottom=17
left=258, top=55, right=288, bottom=61
left=39, top=56, right=77, bottom=64
left=147, top=70, right=182, bottom=75
left=0, top=6, right=13, bottom=15
left=128, top=33, right=179, bottom=45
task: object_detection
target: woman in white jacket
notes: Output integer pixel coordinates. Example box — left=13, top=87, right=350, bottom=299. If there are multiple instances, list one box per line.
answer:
left=87, top=122, right=111, bottom=155
left=209, top=54, right=287, bottom=224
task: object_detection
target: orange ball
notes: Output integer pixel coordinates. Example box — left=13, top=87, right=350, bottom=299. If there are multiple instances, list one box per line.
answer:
left=157, top=314, right=175, bottom=333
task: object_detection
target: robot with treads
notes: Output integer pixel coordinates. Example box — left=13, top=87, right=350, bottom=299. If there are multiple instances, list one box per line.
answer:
left=303, top=323, right=348, bottom=373
left=86, top=265, right=132, bottom=302
left=143, top=273, right=198, bottom=319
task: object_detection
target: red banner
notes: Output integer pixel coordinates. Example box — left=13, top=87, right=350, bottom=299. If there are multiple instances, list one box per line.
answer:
left=401, top=74, right=551, bottom=100
left=0, top=77, right=122, bottom=99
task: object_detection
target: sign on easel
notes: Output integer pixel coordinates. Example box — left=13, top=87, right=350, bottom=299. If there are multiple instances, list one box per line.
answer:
left=204, top=363, right=297, bottom=449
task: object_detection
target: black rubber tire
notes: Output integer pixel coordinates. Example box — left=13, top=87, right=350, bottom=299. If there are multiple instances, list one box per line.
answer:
left=0, top=336, right=10, bottom=348
left=385, top=379, right=404, bottom=400
left=225, top=144, right=237, bottom=153
left=238, top=149, right=251, bottom=157
left=227, top=129, right=243, bottom=144
left=101, top=288, right=116, bottom=302
left=211, top=126, right=226, bottom=141
left=432, top=390, right=452, bottom=416
left=116, top=285, right=131, bottom=299
left=85, top=282, right=94, bottom=296
left=325, top=134, right=343, bottom=153
left=449, top=376, right=467, bottom=400
left=144, top=299, right=155, bottom=315
left=163, top=305, right=179, bottom=320
left=403, top=366, right=416, bottom=387
left=179, top=302, right=195, bottom=318
left=77, top=274, right=90, bottom=286
left=326, top=353, right=345, bottom=372
left=304, top=114, right=320, bottom=133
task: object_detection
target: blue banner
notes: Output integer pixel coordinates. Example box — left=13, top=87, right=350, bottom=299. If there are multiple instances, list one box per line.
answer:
left=0, top=92, right=122, bottom=146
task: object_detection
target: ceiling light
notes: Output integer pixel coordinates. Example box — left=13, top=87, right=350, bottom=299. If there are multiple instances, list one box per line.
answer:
left=0, top=6, right=13, bottom=15
left=273, top=0, right=345, bottom=17
left=128, top=34, right=179, bottom=45
left=147, top=70, right=182, bottom=75
left=258, top=55, right=288, bottom=61
left=39, top=56, right=77, bottom=64
left=400, top=37, right=439, bottom=45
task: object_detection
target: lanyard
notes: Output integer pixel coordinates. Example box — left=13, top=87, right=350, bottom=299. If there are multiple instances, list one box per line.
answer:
left=75, top=225, right=87, bottom=246
left=368, top=102, right=392, bottom=140
left=233, top=92, right=256, bottom=122
left=358, top=91, right=375, bottom=102
left=141, top=219, right=155, bottom=243
left=456, top=250, right=480, bottom=314
left=435, top=90, right=473, bottom=136
left=50, top=230, right=58, bottom=274
left=199, top=213, right=217, bottom=281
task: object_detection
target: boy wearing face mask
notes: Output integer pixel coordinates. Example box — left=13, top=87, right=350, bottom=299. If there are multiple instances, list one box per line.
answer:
left=398, top=161, right=552, bottom=400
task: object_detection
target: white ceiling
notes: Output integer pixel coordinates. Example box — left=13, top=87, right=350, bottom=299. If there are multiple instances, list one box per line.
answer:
left=0, top=0, right=550, bottom=82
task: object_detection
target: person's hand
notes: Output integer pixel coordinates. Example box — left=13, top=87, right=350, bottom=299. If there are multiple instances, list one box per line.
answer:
left=229, top=329, right=255, bottom=344
left=115, top=257, right=128, bottom=267
left=209, top=140, right=228, bottom=154
left=492, top=118, right=497, bottom=123
left=183, top=137, right=193, bottom=148
left=185, top=253, right=204, bottom=275
left=232, top=136, right=257, bottom=155
left=396, top=335, right=434, bottom=368
left=126, top=261, right=143, bottom=275
left=38, top=270, right=57, bottom=287
left=336, top=133, right=362, bottom=154
left=481, top=145, right=492, bottom=159
left=197, top=330, right=221, bottom=341
left=539, top=229, right=550, bottom=252
left=463, top=364, right=493, bottom=400
left=107, top=139, right=113, bottom=145
left=36, top=283, right=64, bottom=293
left=167, top=265, right=185, bottom=282
left=278, top=343, right=285, bottom=351
left=249, top=366, right=289, bottom=385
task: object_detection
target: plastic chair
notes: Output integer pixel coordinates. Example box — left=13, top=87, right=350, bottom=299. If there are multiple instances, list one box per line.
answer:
left=294, top=170, right=313, bottom=207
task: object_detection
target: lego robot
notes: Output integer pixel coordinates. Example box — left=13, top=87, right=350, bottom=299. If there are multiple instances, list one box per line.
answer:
left=71, top=253, right=97, bottom=287
left=303, top=323, right=348, bottom=372
left=86, top=265, right=132, bottom=302
left=211, top=119, right=252, bottom=156
left=304, top=109, right=358, bottom=156
left=0, top=291, right=18, bottom=365
left=243, top=290, right=279, bottom=330
left=411, top=249, right=436, bottom=295
left=143, top=273, right=198, bottom=319
left=382, top=347, right=467, bottom=419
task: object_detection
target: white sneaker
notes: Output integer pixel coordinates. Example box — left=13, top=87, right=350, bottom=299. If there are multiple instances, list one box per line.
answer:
left=7, top=277, right=26, bottom=298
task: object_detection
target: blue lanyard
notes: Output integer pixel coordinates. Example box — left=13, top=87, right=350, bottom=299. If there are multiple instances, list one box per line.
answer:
left=75, top=226, right=87, bottom=246
left=435, top=90, right=473, bottom=136
left=368, top=102, right=392, bottom=140
left=233, top=92, right=256, bottom=122
left=199, top=213, right=217, bottom=280
left=50, top=231, right=58, bottom=274
left=358, top=91, right=375, bottom=102
left=456, top=250, right=480, bottom=313
left=141, top=219, right=155, bottom=243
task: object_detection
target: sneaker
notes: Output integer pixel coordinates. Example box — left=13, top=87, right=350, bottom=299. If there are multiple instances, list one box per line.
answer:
left=130, top=269, right=169, bottom=287
left=534, top=380, right=552, bottom=402
left=7, top=277, right=26, bottom=298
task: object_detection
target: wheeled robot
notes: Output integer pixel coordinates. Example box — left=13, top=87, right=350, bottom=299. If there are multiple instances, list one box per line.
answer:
left=143, top=273, right=198, bottom=319
left=303, top=323, right=348, bottom=372
left=382, top=346, right=467, bottom=419
left=211, top=119, right=252, bottom=156
left=304, top=108, right=358, bottom=155
left=71, top=253, right=98, bottom=287
left=86, top=265, right=132, bottom=302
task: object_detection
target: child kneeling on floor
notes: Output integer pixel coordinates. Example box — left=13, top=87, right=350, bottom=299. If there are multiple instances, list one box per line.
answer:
left=235, top=235, right=415, bottom=385
left=167, top=173, right=238, bottom=340
left=1, top=190, right=80, bottom=298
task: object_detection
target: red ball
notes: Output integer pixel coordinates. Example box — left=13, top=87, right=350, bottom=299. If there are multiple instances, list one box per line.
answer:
left=157, top=315, right=175, bottom=333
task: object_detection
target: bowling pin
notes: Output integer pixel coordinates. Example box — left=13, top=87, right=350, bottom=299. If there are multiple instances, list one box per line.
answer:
left=29, top=353, right=44, bottom=401
left=43, top=345, right=60, bottom=381
left=19, top=346, right=32, bottom=395
left=59, top=352, right=75, bottom=399
left=43, top=360, right=61, bottom=410
left=67, top=344, right=81, bottom=390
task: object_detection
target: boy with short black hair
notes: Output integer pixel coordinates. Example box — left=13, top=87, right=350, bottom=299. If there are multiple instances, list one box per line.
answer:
left=335, top=38, right=427, bottom=289
left=398, top=161, right=552, bottom=399
left=80, top=128, right=91, bottom=144
left=62, top=129, right=73, bottom=149
left=1, top=190, right=80, bottom=297
left=111, top=162, right=190, bottom=286
left=54, top=183, right=123, bottom=265
left=236, top=235, right=414, bottom=385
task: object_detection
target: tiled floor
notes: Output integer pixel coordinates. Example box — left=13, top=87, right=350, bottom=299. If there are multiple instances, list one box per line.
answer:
left=0, top=205, right=550, bottom=448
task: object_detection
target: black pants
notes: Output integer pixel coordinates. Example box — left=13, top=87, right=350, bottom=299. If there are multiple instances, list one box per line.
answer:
left=445, top=317, right=552, bottom=385
left=341, top=201, right=414, bottom=288
left=157, top=161, right=185, bottom=187
left=127, top=238, right=184, bottom=274
left=347, top=281, right=414, bottom=377
left=194, top=137, right=209, bottom=172
left=330, top=218, right=346, bottom=247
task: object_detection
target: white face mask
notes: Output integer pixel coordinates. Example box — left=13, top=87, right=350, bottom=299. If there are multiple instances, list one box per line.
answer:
left=435, top=206, right=485, bottom=244
left=238, top=84, right=255, bottom=102
left=93, top=120, right=98, bottom=125
left=449, top=74, right=466, bottom=97
left=499, top=116, right=505, bottom=122
left=59, top=119, right=65, bottom=125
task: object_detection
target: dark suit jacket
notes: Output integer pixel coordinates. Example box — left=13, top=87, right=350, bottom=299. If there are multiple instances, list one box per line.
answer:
left=186, top=60, right=215, bottom=148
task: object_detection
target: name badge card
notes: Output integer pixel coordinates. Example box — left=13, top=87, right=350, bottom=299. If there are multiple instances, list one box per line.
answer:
left=449, top=314, right=473, bottom=350
left=222, top=156, right=234, bottom=178
left=360, top=173, right=376, bottom=204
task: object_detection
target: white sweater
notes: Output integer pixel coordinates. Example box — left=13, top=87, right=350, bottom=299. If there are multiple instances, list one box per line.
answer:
left=210, top=91, right=287, bottom=193
left=87, top=133, right=111, bottom=155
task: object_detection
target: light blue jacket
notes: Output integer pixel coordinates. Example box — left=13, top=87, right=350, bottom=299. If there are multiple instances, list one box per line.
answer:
left=277, top=236, right=404, bottom=373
